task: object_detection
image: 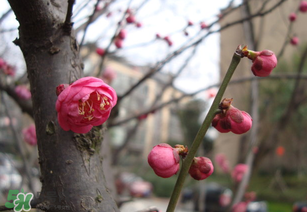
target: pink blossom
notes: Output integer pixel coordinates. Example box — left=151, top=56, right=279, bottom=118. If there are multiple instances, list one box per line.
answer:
left=232, top=202, right=247, bottom=212
left=118, top=29, right=127, bottom=40
left=200, top=22, right=208, bottom=29
left=290, top=36, right=299, bottom=46
left=114, top=38, right=123, bottom=48
left=212, top=99, right=252, bottom=135
left=148, top=143, right=180, bottom=178
left=232, top=164, right=249, bottom=183
left=215, top=153, right=230, bottom=173
left=0, top=59, right=15, bottom=76
left=22, top=124, right=37, bottom=146
left=135, top=22, right=143, bottom=28
left=289, top=13, right=297, bottom=22
left=163, top=36, right=173, bottom=46
left=56, top=77, right=117, bottom=134
left=126, top=14, right=136, bottom=23
left=96, top=48, right=105, bottom=56
left=101, top=67, right=117, bottom=84
left=299, top=0, right=307, bottom=12
left=15, top=85, right=31, bottom=100
left=188, top=157, right=214, bottom=180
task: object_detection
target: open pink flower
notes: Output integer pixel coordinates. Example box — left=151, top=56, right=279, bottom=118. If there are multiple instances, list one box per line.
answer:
left=232, top=164, right=249, bottom=183
left=189, top=157, right=214, bottom=180
left=56, top=77, right=117, bottom=134
left=22, top=124, right=37, bottom=146
left=212, top=98, right=252, bottom=134
left=148, top=143, right=180, bottom=178
left=15, top=85, right=31, bottom=100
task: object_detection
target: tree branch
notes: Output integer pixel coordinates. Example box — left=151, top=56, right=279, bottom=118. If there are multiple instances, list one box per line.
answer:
left=63, top=0, right=75, bottom=35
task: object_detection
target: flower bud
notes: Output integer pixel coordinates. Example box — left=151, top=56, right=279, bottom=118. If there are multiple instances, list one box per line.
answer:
left=126, top=14, right=136, bottom=23
left=114, top=38, right=123, bottom=48
left=22, top=124, right=37, bottom=146
left=289, top=12, right=297, bottom=22
left=232, top=164, right=248, bottom=183
left=136, top=22, right=143, bottom=28
left=299, top=0, right=307, bottom=13
left=56, top=84, right=69, bottom=96
left=231, top=202, right=247, bottom=212
left=189, top=157, right=214, bottom=180
left=200, top=22, right=208, bottom=29
left=251, top=50, right=277, bottom=77
left=96, top=48, right=105, bottom=56
left=118, top=29, right=127, bottom=40
left=15, top=85, right=31, bottom=100
left=290, top=36, right=299, bottom=46
left=148, top=143, right=180, bottom=178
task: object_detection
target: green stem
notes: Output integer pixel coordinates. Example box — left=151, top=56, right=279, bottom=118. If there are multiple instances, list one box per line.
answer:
left=166, top=48, right=242, bottom=212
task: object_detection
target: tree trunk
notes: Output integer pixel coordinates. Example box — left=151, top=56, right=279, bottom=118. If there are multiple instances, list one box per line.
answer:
left=7, top=0, right=119, bottom=211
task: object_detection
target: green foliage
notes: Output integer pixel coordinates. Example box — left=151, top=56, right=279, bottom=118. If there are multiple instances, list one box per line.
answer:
left=267, top=201, right=292, bottom=212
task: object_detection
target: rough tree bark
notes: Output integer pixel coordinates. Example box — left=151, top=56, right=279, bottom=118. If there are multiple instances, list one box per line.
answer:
left=7, top=0, right=119, bottom=211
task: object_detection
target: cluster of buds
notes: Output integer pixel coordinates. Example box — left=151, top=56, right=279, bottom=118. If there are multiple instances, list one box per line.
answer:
left=148, top=143, right=214, bottom=180
left=212, top=98, right=252, bottom=134
left=0, top=58, right=15, bottom=77
left=125, top=8, right=142, bottom=28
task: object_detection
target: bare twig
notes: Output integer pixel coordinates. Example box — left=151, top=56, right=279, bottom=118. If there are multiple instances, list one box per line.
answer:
left=63, top=0, right=75, bottom=34
left=110, top=73, right=307, bottom=128
left=117, top=0, right=286, bottom=104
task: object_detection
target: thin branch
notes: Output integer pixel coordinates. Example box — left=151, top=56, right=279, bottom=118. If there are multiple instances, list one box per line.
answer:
left=63, top=0, right=75, bottom=34
left=117, top=0, right=286, bottom=104
left=110, top=73, right=307, bottom=128
left=0, top=9, right=12, bottom=24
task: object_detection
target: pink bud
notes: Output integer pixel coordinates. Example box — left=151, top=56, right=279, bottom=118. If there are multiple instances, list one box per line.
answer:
left=189, top=157, right=214, bottom=180
left=156, top=33, right=162, bottom=39
left=135, top=22, right=143, bottom=28
left=215, top=153, right=230, bottom=173
left=106, top=12, right=112, bottom=18
left=163, top=36, right=173, bottom=46
left=56, top=84, right=69, bottom=96
left=290, top=36, right=299, bottom=45
left=114, top=38, right=123, bottom=48
left=118, top=29, right=127, bottom=40
left=228, top=106, right=252, bottom=134
left=200, top=22, right=208, bottom=29
left=148, top=143, right=180, bottom=178
left=231, top=202, right=247, bottom=212
left=22, top=124, right=37, bottom=146
left=289, top=13, right=297, bottom=22
left=96, top=48, right=105, bottom=56
left=299, top=0, right=307, bottom=12
left=232, top=164, right=249, bottom=183
left=251, top=50, right=277, bottom=77
left=126, top=14, right=136, bottom=23
left=15, top=85, right=31, bottom=100
left=101, top=67, right=117, bottom=84
left=188, top=20, right=194, bottom=26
